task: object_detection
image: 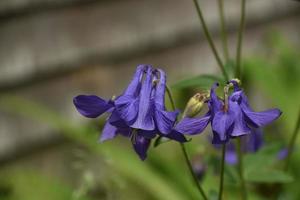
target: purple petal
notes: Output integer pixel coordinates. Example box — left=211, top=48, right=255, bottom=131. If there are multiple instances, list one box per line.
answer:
left=137, top=129, right=157, bottom=139
left=155, top=109, right=179, bottom=134
left=73, top=95, right=113, bottom=118
left=131, top=67, right=155, bottom=130
left=164, top=130, right=187, bottom=142
left=154, top=69, right=167, bottom=108
left=132, top=135, right=151, bottom=160
left=212, top=111, right=234, bottom=142
left=100, top=121, right=118, bottom=142
left=242, top=107, right=282, bottom=128
left=212, top=131, right=230, bottom=144
left=229, top=90, right=243, bottom=104
left=208, top=83, right=223, bottom=115
left=108, top=110, right=124, bottom=127
left=228, top=80, right=241, bottom=92
left=114, top=65, right=149, bottom=124
left=246, top=129, right=264, bottom=152
left=153, top=69, right=178, bottom=134
left=175, top=113, right=211, bottom=135
left=229, top=101, right=251, bottom=137
left=231, top=90, right=250, bottom=108
left=123, top=65, right=146, bottom=96
left=117, top=127, right=132, bottom=137
left=114, top=95, right=139, bottom=125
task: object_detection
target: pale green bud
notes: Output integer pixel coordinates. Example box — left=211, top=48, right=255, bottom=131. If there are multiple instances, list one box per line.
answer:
left=183, top=92, right=209, bottom=118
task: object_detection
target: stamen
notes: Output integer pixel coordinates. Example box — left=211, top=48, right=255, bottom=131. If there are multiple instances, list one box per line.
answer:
left=111, top=95, right=116, bottom=101
left=223, top=85, right=230, bottom=112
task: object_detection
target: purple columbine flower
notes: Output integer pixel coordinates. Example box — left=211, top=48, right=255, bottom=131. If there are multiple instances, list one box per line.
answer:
left=174, top=80, right=282, bottom=144
left=73, top=65, right=184, bottom=160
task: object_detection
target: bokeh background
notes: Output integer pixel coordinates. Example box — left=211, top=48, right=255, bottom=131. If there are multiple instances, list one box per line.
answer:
left=0, top=0, right=299, bottom=199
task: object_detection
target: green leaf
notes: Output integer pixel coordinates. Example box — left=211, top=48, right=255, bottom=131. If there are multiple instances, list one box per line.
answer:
left=243, top=147, right=294, bottom=184
left=245, top=169, right=293, bottom=183
left=171, top=74, right=224, bottom=90
left=244, top=154, right=276, bottom=175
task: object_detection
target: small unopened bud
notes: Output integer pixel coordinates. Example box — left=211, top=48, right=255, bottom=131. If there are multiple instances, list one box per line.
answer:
left=183, top=93, right=208, bottom=118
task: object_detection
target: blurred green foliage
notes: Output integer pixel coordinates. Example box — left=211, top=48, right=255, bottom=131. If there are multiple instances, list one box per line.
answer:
left=0, top=33, right=299, bottom=200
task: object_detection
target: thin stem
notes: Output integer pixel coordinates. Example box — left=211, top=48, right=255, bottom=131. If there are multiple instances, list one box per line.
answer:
left=165, top=86, right=176, bottom=111
left=218, top=144, right=226, bottom=200
left=192, top=0, right=229, bottom=81
left=236, top=138, right=247, bottom=200
left=166, top=86, right=208, bottom=200
left=217, top=0, right=230, bottom=62
left=235, top=0, right=246, bottom=79
left=180, top=143, right=208, bottom=200
left=284, top=107, right=300, bottom=171
left=235, top=1, right=247, bottom=199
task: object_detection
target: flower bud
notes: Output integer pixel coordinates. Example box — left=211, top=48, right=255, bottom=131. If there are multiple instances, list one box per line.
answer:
left=183, top=92, right=209, bottom=118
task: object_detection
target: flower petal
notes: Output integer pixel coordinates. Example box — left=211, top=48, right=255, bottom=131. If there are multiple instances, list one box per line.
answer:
left=131, top=67, right=155, bottom=130
left=208, top=83, right=223, bottom=116
left=228, top=79, right=241, bottom=92
left=73, top=95, right=112, bottom=118
left=229, top=101, right=251, bottom=137
left=132, top=135, right=151, bottom=160
left=99, top=121, right=118, bottom=142
left=242, top=107, right=282, bottom=128
left=154, top=69, right=167, bottom=108
left=153, top=69, right=178, bottom=134
left=245, top=129, right=264, bottom=152
left=137, top=129, right=157, bottom=139
left=155, top=109, right=179, bottom=134
left=212, top=111, right=234, bottom=141
left=175, top=113, right=211, bottom=135
left=114, top=95, right=139, bottom=125
left=164, top=130, right=187, bottom=142
left=123, top=65, right=146, bottom=96
left=211, top=131, right=230, bottom=144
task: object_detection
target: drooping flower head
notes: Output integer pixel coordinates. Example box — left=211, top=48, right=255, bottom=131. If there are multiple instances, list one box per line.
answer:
left=174, top=79, right=282, bottom=144
left=73, top=65, right=184, bottom=160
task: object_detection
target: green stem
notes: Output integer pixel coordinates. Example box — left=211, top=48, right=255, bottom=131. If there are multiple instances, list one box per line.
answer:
left=180, top=143, right=208, bottom=200
left=235, top=0, right=246, bottom=79
left=284, top=107, right=300, bottom=171
left=235, top=1, right=247, bottom=199
left=166, top=86, right=208, bottom=200
left=217, top=0, right=230, bottom=62
left=236, top=138, right=247, bottom=200
left=218, top=144, right=226, bottom=200
left=192, top=0, right=229, bottom=81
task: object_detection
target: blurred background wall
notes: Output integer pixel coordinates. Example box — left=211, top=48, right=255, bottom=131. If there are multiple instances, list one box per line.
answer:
left=0, top=0, right=299, bottom=199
